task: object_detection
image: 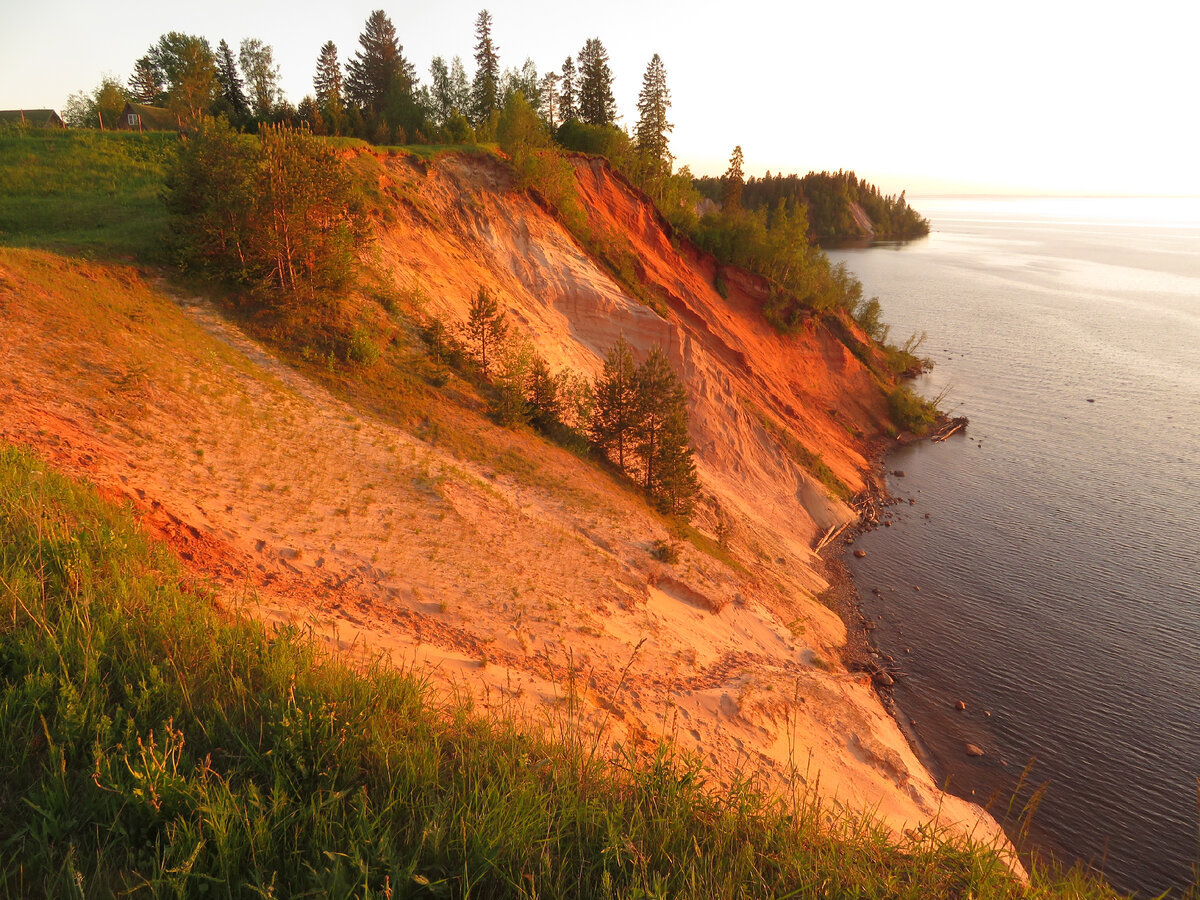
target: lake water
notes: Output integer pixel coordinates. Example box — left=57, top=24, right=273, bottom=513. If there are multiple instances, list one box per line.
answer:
left=828, top=197, right=1200, bottom=896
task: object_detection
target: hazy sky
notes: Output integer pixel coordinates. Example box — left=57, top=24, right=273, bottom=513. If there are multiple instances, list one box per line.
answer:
left=3, top=0, right=1198, bottom=195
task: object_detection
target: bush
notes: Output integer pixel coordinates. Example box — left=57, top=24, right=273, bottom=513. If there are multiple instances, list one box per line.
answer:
left=888, top=384, right=940, bottom=435
left=164, top=119, right=368, bottom=301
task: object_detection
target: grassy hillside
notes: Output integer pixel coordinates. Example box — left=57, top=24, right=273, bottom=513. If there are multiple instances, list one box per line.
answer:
left=0, top=128, right=174, bottom=258
left=0, top=444, right=1123, bottom=898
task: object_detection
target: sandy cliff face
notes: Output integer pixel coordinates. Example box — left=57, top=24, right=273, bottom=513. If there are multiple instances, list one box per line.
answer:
left=0, top=150, right=1009, bottom=856
left=375, top=153, right=888, bottom=567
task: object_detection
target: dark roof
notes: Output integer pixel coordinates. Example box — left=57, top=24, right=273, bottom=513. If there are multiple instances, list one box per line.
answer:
left=0, top=109, right=63, bottom=127
left=120, top=103, right=178, bottom=131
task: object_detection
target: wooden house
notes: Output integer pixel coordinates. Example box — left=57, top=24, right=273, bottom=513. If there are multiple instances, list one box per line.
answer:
left=117, top=103, right=179, bottom=132
left=0, top=109, right=64, bottom=128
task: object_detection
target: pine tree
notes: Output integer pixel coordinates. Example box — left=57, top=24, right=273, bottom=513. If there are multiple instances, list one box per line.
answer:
left=313, top=41, right=344, bottom=117
left=576, top=38, right=616, bottom=127
left=345, top=10, right=412, bottom=117
left=722, top=145, right=745, bottom=211
left=592, top=335, right=639, bottom=472
left=526, top=354, right=563, bottom=432
left=633, top=347, right=698, bottom=513
left=214, top=40, right=249, bottom=123
left=559, top=57, right=577, bottom=122
left=129, top=55, right=165, bottom=105
left=463, top=286, right=508, bottom=379
left=538, top=71, right=559, bottom=128
left=239, top=38, right=282, bottom=119
left=634, top=53, right=673, bottom=198
left=470, top=9, right=500, bottom=126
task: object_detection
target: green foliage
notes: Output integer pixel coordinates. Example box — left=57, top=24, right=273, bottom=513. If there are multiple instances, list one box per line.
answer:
left=462, top=285, right=508, bottom=379
left=164, top=119, right=368, bottom=300
left=593, top=339, right=699, bottom=514
left=650, top=539, right=680, bottom=564
left=0, top=129, right=175, bottom=258
left=633, top=54, right=672, bottom=200
left=697, top=168, right=930, bottom=241
left=633, top=347, right=699, bottom=514
left=576, top=38, right=617, bottom=127
left=346, top=325, right=381, bottom=367
left=63, top=76, right=129, bottom=129
left=592, top=335, right=639, bottom=472
left=489, top=334, right=534, bottom=427
left=471, top=10, right=501, bottom=126
left=0, top=443, right=1129, bottom=899
left=692, top=201, right=863, bottom=329
left=888, top=383, right=941, bottom=435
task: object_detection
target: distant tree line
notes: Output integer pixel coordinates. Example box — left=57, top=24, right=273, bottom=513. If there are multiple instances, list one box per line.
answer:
left=695, top=169, right=929, bottom=241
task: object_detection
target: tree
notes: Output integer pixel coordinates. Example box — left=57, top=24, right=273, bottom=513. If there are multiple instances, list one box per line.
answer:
left=577, top=38, right=615, bottom=127
left=634, top=54, right=673, bottom=199
left=463, top=286, right=508, bottom=379
left=239, top=39, right=283, bottom=119
left=526, top=354, right=564, bottom=431
left=215, top=40, right=250, bottom=123
left=538, top=71, right=559, bottom=128
left=497, top=90, right=551, bottom=187
left=470, top=9, right=500, bottom=125
left=722, top=145, right=745, bottom=211
left=128, top=55, right=164, bottom=105
left=165, top=119, right=367, bottom=299
left=490, top=335, right=533, bottom=427
left=592, top=335, right=638, bottom=471
left=428, top=56, right=453, bottom=125
left=633, top=347, right=698, bottom=513
left=65, top=75, right=129, bottom=129
left=148, top=32, right=217, bottom=125
left=313, top=41, right=344, bottom=121
left=448, top=57, right=471, bottom=114
left=345, top=10, right=413, bottom=117
left=501, top=58, right=539, bottom=108
left=559, top=57, right=577, bottom=122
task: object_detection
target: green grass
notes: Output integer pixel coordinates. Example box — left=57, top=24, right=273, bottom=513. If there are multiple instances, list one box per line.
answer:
left=0, top=127, right=176, bottom=259
left=0, top=443, right=1134, bottom=898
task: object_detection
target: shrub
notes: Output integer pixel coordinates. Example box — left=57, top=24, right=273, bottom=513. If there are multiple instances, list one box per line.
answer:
left=888, top=384, right=940, bottom=435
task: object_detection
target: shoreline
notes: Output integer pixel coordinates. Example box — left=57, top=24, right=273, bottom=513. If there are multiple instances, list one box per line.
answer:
left=831, top=423, right=1069, bottom=885
left=824, top=421, right=1013, bottom=814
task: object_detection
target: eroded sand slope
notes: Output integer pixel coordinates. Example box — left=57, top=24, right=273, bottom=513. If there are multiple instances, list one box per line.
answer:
left=1, top=154, right=1004, bottom=849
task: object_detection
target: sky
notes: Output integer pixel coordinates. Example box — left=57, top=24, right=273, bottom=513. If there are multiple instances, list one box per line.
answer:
left=3, top=0, right=1199, bottom=196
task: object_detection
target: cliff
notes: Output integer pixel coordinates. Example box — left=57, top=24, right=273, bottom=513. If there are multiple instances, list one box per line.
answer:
left=0, top=147, right=1007, bottom=854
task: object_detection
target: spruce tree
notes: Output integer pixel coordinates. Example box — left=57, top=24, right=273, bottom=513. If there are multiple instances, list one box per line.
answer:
left=559, top=56, right=577, bottom=122
left=345, top=10, right=412, bottom=117
left=129, top=55, right=165, bottom=105
left=722, top=145, right=745, bottom=211
left=470, top=9, right=500, bottom=126
left=215, top=40, right=249, bottom=122
left=592, top=335, right=638, bottom=472
left=576, top=38, right=616, bottom=127
left=634, top=53, right=673, bottom=198
left=313, top=41, right=344, bottom=117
